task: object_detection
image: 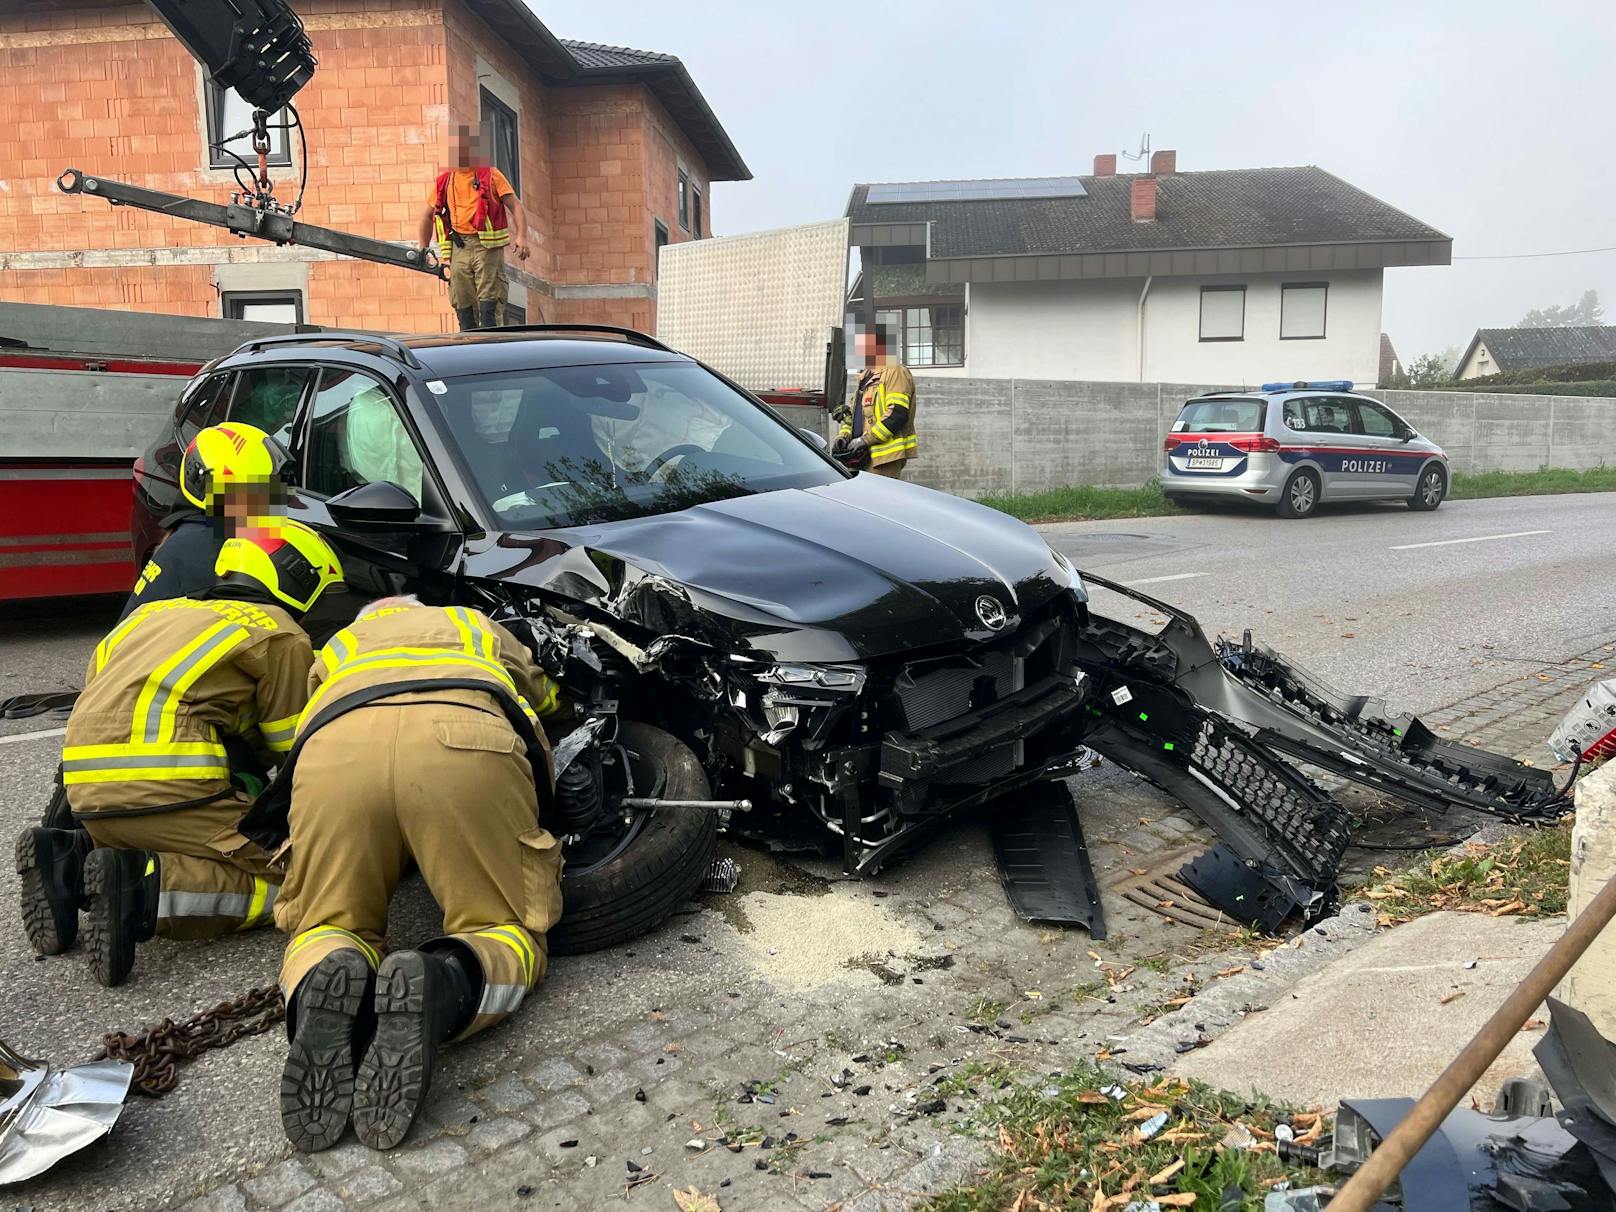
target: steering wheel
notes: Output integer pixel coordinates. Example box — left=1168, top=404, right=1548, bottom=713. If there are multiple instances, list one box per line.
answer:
left=645, top=443, right=706, bottom=475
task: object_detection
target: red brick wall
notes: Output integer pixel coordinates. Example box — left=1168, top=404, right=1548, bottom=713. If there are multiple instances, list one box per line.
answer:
left=0, top=0, right=719, bottom=336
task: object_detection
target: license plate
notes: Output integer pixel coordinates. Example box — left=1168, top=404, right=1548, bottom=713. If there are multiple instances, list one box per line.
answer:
left=1186, top=456, right=1223, bottom=469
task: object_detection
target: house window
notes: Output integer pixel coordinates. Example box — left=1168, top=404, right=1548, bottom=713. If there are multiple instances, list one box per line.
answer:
left=1281, top=283, right=1328, bottom=340
left=653, top=219, right=669, bottom=277
left=692, top=186, right=703, bottom=238
left=222, top=290, right=303, bottom=324
left=206, top=84, right=290, bottom=169
left=479, top=86, right=520, bottom=194
left=677, top=170, right=690, bottom=231
left=875, top=305, right=965, bottom=368
left=1199, top=286, right=1245, bottom=341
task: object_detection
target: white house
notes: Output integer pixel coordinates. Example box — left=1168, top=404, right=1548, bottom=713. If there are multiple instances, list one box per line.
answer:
left=1454, top=325, right=1616, bottom=380
left=847, top=151, right=1450, bottom=387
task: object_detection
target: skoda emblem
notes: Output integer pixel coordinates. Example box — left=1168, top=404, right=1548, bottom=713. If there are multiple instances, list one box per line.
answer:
left=975, top=596, right=1008, bottom=631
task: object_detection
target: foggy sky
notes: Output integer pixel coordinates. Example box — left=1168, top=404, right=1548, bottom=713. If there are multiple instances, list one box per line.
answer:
left=539, top=0, right=1616, bottom=363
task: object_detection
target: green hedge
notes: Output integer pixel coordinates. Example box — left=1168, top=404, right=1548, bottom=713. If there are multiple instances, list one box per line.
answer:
left=1436, top=359, right=1616, bottom=393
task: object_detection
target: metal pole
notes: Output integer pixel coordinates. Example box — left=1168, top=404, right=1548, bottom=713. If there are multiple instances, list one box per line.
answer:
left=1330, top=870, right=1616, bottom=1212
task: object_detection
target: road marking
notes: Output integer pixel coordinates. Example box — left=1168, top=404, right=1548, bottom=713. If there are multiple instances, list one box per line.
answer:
left=1389, top=529, right=1550, bottom=551
left=1126, top=572, right=1209, bottom=586
left=0, top=726, right=67, bottom=746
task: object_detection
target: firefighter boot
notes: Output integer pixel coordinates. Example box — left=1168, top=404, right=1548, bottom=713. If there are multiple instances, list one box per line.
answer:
left=15, top=826, right=91, bottom=955
left=454, top=306, right=477, bottom=332
left=82, top=848, right=158, bottom=987
left=281, top=949, right=376, bottom=1153
left=476, top=300, right=500, bottom=330
left=352, top=947, right=475, bottom=1150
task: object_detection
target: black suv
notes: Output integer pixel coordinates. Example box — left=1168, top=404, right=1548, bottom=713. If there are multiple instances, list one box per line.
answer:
left=135, top=326, right=1093, bottom=890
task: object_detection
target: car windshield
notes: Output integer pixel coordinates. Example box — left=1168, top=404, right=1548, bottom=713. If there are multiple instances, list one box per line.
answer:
left=1175, top=398, right=1266, bottom=433
left=424, top=361, right=843, bottom=529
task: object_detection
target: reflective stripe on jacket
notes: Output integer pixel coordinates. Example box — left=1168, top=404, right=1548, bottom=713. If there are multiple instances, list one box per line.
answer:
left=65, top=598, right=314, bottom=816
left=299, top=604, right=560, bottom=735
left=433, top=168, right=510, bottom=258
left=837, top=365, right=917, bottom=466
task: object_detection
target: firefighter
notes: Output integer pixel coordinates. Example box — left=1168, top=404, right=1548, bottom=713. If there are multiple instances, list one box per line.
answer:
left=271, top=596, right=562, bottom=1154
left=418, top=123, right=530, bottom=333
left=121, top=421, right=290, bottom=621
left=16, top=522, right=344, bottom=986
left=833, top=322, right=918, bottom=479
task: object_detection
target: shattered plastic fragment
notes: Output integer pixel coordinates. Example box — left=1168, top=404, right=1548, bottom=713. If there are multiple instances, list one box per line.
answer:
left=1136, top=1111, right=1169, bottom=1140
left=0, top=1038, right=134, bottom=1185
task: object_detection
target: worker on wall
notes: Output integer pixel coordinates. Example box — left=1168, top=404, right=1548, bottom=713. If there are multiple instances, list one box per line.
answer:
left=267, top=597, right=562, bottom=1154
left=833, top=322, right=918, bottom=479
left=16, top=523, right=344, bottom=986
left=418, top=124, right=530, bottom=333
left=121, top=422, right=290, bottom=621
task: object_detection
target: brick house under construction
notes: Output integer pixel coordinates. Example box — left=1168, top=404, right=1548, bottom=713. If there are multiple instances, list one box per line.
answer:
left=0, top=0, right=749, bottom=334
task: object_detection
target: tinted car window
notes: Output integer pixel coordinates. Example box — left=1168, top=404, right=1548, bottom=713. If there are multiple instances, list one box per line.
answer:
left=425, top=361, right=842, bottom=529
left=304, top=369, right=425, bottom=503
left=1355, top=399, right=1400, bottom=438
left=178, top=372, right=234, bottom=444
left=229, top=366, right=314, bottom=445
left=1300, top=398, right=1354, bottom=434
left=1175, top=398, right=1265, bottom=433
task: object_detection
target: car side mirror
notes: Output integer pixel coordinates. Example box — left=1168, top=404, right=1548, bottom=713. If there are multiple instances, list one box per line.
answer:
left=1398, top=427, right=1415, bottom=443
left=326, top=481, right=427, bottom=530
left=798, top=427, right=830, bottom=451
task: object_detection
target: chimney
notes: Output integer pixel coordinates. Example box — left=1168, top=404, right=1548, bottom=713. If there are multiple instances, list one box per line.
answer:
left=1130, top=176, right=1157, bottom=222
left=1150, top=148, right=1177, bottom=175
left=1093, top=153, right=1116, bottom=178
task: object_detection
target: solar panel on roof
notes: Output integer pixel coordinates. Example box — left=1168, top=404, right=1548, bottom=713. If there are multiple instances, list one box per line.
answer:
left=865, top=177, right=1088, bottom=205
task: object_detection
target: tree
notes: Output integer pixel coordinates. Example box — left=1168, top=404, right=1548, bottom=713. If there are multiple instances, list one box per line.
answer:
left=1395, top=351, right=1452, bottom=389
left=1514, top=289, right=1604, bottom=329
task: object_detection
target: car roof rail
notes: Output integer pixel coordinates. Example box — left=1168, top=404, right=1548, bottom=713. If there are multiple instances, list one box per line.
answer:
left=485, top=324, right=675, bottom=353
left=235, top=330, right=425, bottom=369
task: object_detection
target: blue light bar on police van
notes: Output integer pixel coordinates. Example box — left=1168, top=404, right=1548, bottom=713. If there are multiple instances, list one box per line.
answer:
left=1260, top=380, right=1355, bottom=393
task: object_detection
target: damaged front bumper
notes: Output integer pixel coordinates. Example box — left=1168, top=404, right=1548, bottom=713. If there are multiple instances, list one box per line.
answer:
left=1066, top=573, right=1566, bottom=930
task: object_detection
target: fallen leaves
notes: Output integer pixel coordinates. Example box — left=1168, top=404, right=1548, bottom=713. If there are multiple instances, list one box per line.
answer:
left=672, top=1188, right=720, bottom=1212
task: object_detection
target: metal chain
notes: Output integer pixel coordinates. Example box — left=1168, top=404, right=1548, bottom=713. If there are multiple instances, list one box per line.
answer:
left=91, top=986, right=286, bottom=1098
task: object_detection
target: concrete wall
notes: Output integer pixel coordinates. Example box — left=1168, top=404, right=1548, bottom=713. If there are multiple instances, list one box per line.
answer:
left=899, top=376, right=1616, bottom=497
left=941, top=270, right=1384, bottom=387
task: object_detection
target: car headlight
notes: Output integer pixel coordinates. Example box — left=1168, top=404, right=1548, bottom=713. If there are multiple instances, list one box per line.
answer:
left=1049, top=547, right=1088, bottom=600
left=754, top=662, right=867, bottom=692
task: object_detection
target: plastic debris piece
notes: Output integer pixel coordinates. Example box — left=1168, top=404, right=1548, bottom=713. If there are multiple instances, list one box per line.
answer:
left=0, top=1038, right=134, bottom=1185
left=1100, top=1085, right=1128, bottom=1100
left=1136, top=1111, right=1169, bottom=1140
left=702, top=857, right=740, bottom=894
left=1218, top=1123, right=1256, bottom=1150
left=1274, top=1123, right=1295, bottom=1143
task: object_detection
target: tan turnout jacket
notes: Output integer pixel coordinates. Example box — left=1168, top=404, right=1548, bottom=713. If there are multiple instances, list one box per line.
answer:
left=65, top=597, right=314, bottom=817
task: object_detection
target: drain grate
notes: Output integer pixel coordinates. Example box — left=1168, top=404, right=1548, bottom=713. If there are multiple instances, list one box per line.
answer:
left=1107, top=846, right=1233, bottom=929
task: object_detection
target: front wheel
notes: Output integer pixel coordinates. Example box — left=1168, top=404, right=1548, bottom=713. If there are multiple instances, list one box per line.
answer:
left=547, top=721, right=718, bottom=955
left=1276, top=469, right=1320, bottom=519
left=1408, top=465, right=1447, bottom=511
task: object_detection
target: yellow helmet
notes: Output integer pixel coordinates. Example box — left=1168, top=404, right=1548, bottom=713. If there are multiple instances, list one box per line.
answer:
left=214, top=520, right=345, bottom=615
left=180, top=422, right=289, bottom=512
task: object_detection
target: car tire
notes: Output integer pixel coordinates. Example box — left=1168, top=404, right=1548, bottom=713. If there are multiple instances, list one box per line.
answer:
left=547, top=721, right=718, bottom=956
left=1408, top=464, right=1447, bottom=511
left=1275, top=469, right=1320, bottom=519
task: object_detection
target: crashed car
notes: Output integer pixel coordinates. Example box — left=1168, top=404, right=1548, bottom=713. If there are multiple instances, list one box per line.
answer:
left=133, top=326, right=1094, bottom=948
left=132, top=326, right=1567, bottom=950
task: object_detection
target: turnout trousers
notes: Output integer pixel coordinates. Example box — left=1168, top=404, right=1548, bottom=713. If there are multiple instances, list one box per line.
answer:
left=275, top=700, right=563, bottom=1040
left=82, top=792, right=280, bottom=938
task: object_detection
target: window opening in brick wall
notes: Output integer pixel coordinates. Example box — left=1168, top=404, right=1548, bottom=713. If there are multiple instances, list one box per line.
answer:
left=654, top=220, right=670, bottom=278
left=479, top=86, right=521, bottom=194
left=677, top=171, right=690, bottom=231
left=206, top=84, right=290, bottom=169
left=692, top=187, right=703, bottom=238
left=222, top=290, right=303, bottom=325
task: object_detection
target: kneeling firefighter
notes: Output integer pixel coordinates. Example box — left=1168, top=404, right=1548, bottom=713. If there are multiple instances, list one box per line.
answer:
left=17, top=522, right=344, bottom=985
left=249, top=596, right=563, bottom=1153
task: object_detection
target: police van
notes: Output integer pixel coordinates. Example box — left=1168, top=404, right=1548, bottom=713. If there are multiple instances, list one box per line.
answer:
left=1161, top=380, right=1450, bottom=519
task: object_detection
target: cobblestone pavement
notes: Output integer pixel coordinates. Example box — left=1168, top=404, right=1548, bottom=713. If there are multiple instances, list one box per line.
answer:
left=10, top=631, right=1611, bottom=1212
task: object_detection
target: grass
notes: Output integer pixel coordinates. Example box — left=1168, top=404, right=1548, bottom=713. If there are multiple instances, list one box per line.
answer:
left=1357, top=821, right=1573, bottom=925
left=980, top=466, right=1616, bottom=524
left=924, top=1066, right=1322, bottom=1211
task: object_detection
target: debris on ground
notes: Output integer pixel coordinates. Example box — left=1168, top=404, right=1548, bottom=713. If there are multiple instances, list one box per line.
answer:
left=1358, top=822, right=1572, bottom=924
left=920, top=1066, right=1323, bottom=1210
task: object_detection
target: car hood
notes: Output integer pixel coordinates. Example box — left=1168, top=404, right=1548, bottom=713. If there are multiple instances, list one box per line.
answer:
left=459, top=473, right=1082, bottom=662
